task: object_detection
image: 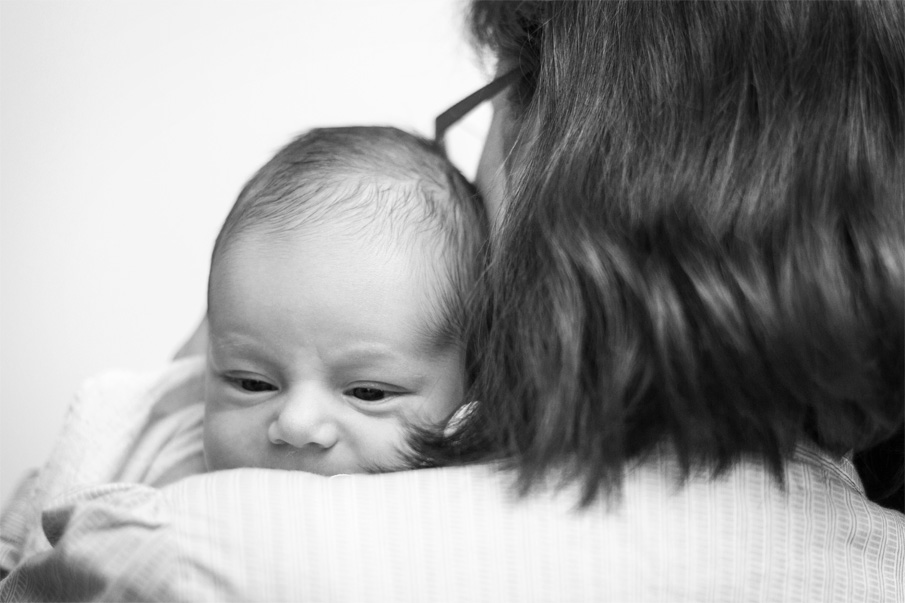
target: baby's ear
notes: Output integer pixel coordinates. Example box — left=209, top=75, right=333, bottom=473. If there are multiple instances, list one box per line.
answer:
left=443, top=400, right=480, bottom=437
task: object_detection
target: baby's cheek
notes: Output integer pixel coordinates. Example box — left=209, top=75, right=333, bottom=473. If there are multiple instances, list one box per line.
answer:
left=202, top=411, right=243, bottom=471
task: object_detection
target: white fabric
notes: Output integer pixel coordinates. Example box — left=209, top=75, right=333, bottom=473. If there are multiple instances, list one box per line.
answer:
left=1, top=361, right=903, bottom=601
left=2, top=445, right=904, bottom=601
left=0, top=357, right=206, bottom=568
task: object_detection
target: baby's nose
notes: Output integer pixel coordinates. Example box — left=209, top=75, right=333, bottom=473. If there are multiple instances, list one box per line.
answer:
left=268, top=385, right=339, bottom=450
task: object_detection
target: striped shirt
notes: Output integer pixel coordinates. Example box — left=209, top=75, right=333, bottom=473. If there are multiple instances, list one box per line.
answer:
left=1, top=361, right=903, bottom=601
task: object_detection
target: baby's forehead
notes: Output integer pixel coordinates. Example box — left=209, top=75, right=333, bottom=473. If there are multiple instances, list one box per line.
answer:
left=221, top=222, right=463, bottom=349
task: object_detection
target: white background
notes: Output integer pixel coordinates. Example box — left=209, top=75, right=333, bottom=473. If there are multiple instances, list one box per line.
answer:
left=0, top=0, right=490, bottom=502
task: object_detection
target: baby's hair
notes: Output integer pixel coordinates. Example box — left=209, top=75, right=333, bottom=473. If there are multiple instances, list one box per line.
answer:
left=210, top=126, right=487, bottom=350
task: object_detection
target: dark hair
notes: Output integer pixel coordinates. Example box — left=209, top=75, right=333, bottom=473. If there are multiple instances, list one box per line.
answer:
left=211, top=126, right=487, bottom=347
left=414, top=1, right=905, bottom=505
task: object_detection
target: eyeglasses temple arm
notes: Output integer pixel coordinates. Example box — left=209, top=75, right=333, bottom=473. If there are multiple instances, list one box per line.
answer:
left=434, top=69, right=520, bottom=145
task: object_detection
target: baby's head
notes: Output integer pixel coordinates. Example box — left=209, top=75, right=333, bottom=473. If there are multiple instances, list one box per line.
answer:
left=203, top=126, right=486, bottom=475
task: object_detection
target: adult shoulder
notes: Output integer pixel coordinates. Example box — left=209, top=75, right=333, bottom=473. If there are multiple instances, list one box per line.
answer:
left=2, top=449, right=902, bottom=602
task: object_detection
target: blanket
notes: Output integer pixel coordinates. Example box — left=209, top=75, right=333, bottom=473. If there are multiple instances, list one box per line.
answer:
left=0, top=357, right=206, bottom=572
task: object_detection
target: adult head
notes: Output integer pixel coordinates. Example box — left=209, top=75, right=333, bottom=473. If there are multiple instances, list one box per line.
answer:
left=423, top=0, right=904, bottom=504
left=205, top=126, right=486, bottom=475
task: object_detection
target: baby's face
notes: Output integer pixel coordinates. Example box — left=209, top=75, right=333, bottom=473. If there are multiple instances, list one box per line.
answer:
left=203, top=228, right=464, bottom=475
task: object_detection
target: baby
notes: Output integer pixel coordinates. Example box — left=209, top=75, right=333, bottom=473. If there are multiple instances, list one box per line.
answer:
left=0, top=126, right=485, bottom=575
left=202, top=126, right=486, bottom=475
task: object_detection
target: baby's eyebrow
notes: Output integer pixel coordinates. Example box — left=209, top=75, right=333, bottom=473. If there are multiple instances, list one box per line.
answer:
left=329, top=346, right=430, bottom=384
left=209, top=335, right=255, bottom=353
left=331, top=345, right=407, bottom=367
left=207, top=334, right=274, bottom=364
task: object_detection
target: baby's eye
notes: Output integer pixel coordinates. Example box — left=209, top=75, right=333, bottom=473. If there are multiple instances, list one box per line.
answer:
left=233, top=378, right=276, bottom=393
left=348, top=387, right=387, bottom=402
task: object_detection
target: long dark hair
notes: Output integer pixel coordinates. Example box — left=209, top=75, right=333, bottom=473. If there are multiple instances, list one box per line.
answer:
left=413, top=1, right=904, bottom=506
